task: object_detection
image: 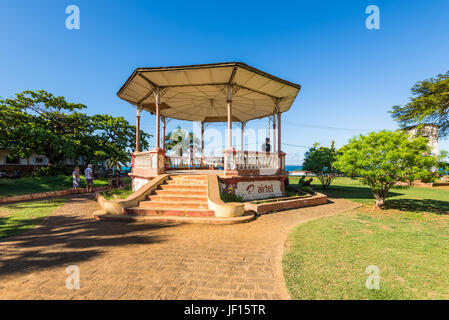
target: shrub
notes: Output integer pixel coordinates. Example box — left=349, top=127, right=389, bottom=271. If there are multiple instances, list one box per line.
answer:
left=221, top=187, right=244, bottom=202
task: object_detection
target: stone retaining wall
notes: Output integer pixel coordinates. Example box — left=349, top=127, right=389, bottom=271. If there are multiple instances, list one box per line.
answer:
left=245, top=192, right=328, bottom=214
left=0, top=185, right=130, bottom=204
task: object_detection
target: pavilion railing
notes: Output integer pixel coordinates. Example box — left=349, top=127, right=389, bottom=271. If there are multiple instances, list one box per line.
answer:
left=133, top=151, right=153, bottom=169
left=165, top=156, right=224, bottom=170
left=140, top=151, right=284, bottom=172
left=224, top=150, right=285, bottom=171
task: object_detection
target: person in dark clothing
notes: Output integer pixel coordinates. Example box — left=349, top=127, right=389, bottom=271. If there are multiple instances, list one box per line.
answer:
left=298, top=176, right=313, bottom=186
left=261, top=138, right=271, bottom=152
left=302, top=178, right=313, bottom=187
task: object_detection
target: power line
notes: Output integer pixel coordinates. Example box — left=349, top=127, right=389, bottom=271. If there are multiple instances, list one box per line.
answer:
left=283, top=120, right=375, bottom=132
left=283, top=143, right=311, bottom=148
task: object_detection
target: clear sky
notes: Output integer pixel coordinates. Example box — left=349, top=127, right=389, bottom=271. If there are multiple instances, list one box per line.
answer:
left=1, top=0, right=448, bottom=164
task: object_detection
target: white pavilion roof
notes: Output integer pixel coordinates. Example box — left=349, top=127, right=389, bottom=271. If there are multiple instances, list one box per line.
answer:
left=117, top=62, right=301, bottom=122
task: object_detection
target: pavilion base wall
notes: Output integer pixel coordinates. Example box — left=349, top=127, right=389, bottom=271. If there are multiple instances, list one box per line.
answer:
left=218, top=175, right=287, bottom=201
left=131, top=175, right=155, bottom=192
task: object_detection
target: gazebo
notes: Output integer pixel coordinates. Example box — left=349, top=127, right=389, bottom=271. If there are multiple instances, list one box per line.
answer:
left=117, top=62, right=301, bottom=200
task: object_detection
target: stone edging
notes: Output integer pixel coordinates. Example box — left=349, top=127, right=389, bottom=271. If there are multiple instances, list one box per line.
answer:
left=0, top=184, right=130, bottom=204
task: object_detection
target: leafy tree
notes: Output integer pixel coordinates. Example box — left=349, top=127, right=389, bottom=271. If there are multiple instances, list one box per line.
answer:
left=302, top=141, right=338, bottom=190
left=437, top=150, right=449, bottom=175
left=334, top=130, right=437, bottom=209
left=0, top=90, right=151, bottom=168
left=0, top=90, right=89, bottom=164
left=165, top=126, right=200, bottom=156
left=85, top=114, right=150, bottom=165
left=391, top=71, right=449, bottom=137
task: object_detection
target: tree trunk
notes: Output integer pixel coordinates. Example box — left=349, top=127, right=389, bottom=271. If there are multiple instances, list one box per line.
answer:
left=373, top=191, right=386, bottom=209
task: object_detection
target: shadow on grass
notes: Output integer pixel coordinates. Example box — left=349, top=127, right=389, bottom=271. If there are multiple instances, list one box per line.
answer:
left=312, top=185, right=404, bottom=200
left=0, top=195, right=178, bottom=276
left=386, top=198, right=449, bottom=215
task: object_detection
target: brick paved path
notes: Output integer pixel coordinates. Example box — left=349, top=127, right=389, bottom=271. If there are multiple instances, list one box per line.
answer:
left=0, top=195, right=359, bottom=299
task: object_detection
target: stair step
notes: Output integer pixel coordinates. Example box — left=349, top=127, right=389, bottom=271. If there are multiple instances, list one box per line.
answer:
left=170, top=175, right=207, bottom=181
left=147, top=195, right=208, bottom=202
left=95, top=212, right=256, bottom=224
left=154, top=189, right=207, bottom=196
left=160, top=184, right=207, bottom=191
left=124, top=207, right=215, bottom=217
left=165, top=179, right=207, bottom=186
left=139, top=201, right=209, bottom=210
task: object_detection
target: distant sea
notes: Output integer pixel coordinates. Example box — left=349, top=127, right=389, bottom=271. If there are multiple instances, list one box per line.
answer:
left=122, top=165, right=303, bottom=172
left=285, top=165, right=303, bottom=172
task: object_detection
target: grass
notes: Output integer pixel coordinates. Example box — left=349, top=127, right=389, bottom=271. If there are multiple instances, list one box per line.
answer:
left=0, top=198, right=66, bottom=240
left=0, top=175, right=131, bottom=198
left=285, top=185, right=310, bottom=197
left=283, top=176, right=449, bottom=299
left=101, top=186, right=133, bottom=200
left=290, top=176, right=449, bottom=213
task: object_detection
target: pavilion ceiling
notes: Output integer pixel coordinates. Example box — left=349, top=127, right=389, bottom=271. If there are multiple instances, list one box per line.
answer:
left=117, top=62, right=301, bottom=123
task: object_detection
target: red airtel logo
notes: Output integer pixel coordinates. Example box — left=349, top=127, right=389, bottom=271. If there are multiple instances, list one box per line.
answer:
left=246, top=184, right=255, bottom=194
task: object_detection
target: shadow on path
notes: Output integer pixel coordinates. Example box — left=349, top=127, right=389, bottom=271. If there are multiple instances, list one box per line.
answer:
left=0, top=195, right=178, bottom=277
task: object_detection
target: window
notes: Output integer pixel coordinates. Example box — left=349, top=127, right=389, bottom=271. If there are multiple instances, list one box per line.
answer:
left=6, top=155, right=20, bottom=164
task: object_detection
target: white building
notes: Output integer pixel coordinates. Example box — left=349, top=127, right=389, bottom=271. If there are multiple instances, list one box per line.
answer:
left=0, top=149, right=49, bottom=166
left=405, top=124, right=439, bottom=156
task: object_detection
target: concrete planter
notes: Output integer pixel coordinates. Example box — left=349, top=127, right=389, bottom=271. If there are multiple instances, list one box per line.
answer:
left=244, top=192, right=327, bottom=214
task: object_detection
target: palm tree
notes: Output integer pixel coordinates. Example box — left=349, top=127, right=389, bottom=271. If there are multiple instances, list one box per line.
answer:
left=165, top=126, right=200, bottom=156
left=106, top=156, right=123, bottom=187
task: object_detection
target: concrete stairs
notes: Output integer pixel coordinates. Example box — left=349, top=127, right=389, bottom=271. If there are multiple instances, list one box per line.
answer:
left=123, top=175, right=215, bottom=217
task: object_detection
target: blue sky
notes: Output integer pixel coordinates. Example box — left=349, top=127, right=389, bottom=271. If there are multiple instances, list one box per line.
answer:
left=1, top=0, right=448, bottom=164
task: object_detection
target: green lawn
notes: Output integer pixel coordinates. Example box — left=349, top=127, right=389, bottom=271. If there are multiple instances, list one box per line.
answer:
left=284, top=177, right=449, bottom=299
left=0, top=175, right=131, bottom=197
left=101, top=186, right=133, bottom=200
left=0, top=198, right=66, bottom=240
left=290, top=176, right=449, bottom=213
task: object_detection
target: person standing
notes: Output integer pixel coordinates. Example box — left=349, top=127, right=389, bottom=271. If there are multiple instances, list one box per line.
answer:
left=261, top=137, right=271, bottom=152
left=85, top=164, right=94, bottom=193
left=72, top=167, right=81, bottom=194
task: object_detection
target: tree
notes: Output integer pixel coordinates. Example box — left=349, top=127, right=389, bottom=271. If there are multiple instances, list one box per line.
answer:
left=165, top=126, right=200, bottom=156
left=0, top=90, right=89, bottom=164
left=106, top=156, right=124, bottom=187
left=302, top=141, right=338, bottom=190
left=391, top=71, right=449, bottom=137
left=0, top=90, right=151, bottom=167
left=334, top=130, right=437, bottom=209
left=85, top=114, right=151, bottom=165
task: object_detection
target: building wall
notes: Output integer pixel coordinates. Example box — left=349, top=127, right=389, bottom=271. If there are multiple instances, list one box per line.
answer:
left=406, top=125, right=439, bottom=156
left=0, top=149, right=85, bottom=166
left=0, top=149, right=49, bottom=166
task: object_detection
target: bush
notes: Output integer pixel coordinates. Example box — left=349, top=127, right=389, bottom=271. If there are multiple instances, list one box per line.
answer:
left=101, top=186, right=132, bottom=200
left=221, top=187, right=244, bottom=202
